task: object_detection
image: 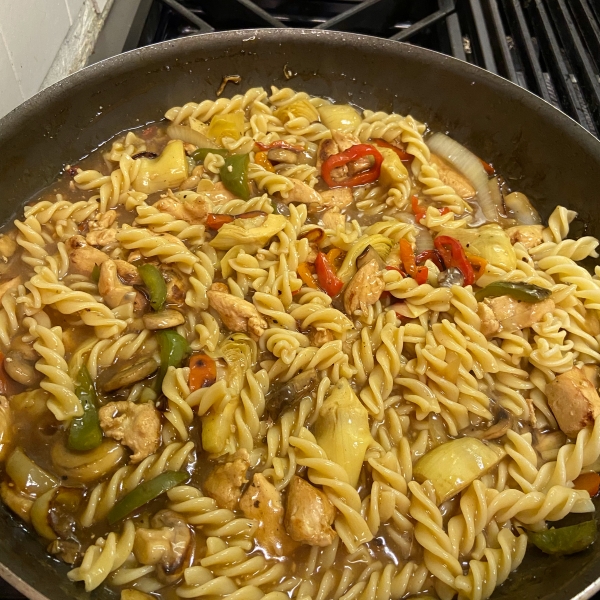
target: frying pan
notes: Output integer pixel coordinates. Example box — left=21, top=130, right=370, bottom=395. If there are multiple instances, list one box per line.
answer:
left=0, top=28, right=599, bottom=600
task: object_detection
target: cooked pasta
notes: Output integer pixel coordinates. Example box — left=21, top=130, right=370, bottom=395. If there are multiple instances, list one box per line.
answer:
left=0, top=85, right=598, bottom=600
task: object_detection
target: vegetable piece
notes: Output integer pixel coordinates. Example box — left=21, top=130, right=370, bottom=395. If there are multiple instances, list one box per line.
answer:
left=191, top=148, right=228, bottom=162
left=255, top=140, right=305, bottom=152
left=415, top=250, right=443, bottom=271
left=155, top=330, right=190, bottom=392
left=298, top=262, right=319, bottom=289
left=480, top=159, right=495, bottom=175
left=208, top=112, right=244, bottom=143
left=189, top=354, right=217, bottom=392
left=466, top=252, right=487, bottom=280
left=274, top=100, right=320, bottom=124
left=219, top=153, right=251, bottom=200
left=317, top=103, right=362, bottom=132
left=202, top=398, right=238, bottom=456
left=427, top=132, right=498, bottom=222
left=378, top=147, right=409, bottom=189
left=400, top=239, right=428, bottom=285
left=68, top=367, right=103, bottom=452
left=6, top=447, right=59, bottom=495
left=504, top=191, right=542, bottom=225
left=414, top=437, right=505, bottom=503
left=528, top=521, right=597, bottom=556
left=475, top=281, right=552, bottom=303
left=321, top=144, right=384, bottom=188
left=108, top=471, right=188, bottom=525
left=314, top=378, right=373, bottom=487
left=206, top=214, right=234, bottom=230
left=209, top=214, right=287, bottom=253
left=31, top=488, right=59, bottom=540
left=357, top=245, right=385, bottom=270
left=142, top=310, right=185, bottom=330
left=434, top=235, right=475, bottom=286
left=299, top=227, right=325, bottom=244
left=101, top=357, right=160, bottom=391
left=254, top=151, right=274, bottom=172
left=336, top=234, right=393, bottom=283
left=412, top=195, right=426, bottom=223
left=573, top=473, right=600, bottom=497
left=91, top=264, right=100, bottom=283
left=373, top=138, right=411, bottom=161
left=438, top=267, right=465, bottom=288
left=0, top=397, right=12, bottom=462
left=167, top=124, right=218, bottom=149
left=132, top=140, right=189, bottom=194
left=327, top=248, right=343, bottom=266
left=315, top=252, right=344, bottom=297
left=137, top=264, right=167, bottom=311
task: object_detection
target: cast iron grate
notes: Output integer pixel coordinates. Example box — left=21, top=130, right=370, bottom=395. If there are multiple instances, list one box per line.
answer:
left=135, top=0, right=600, bottom=136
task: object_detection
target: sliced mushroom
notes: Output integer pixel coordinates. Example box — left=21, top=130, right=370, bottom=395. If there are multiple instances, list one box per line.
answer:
left=356, top=245, right=385, bottom=270
left=10, top=334, right=41, bottom=361
left=114, top=259, right=143, bottom=286
left=267, top=369, right=318, bottom=419
left=159, top=266, right=189, bottom=306
left=142, top=309, right=185, bottom=330
left=461, top=408, right=512, bottom=440
left=267, top=148, right=298, bottom=164
left=99, top=356, right=160, bottom=392
left=48, top=539, right=82, bottom=565
left=3, top=351, right=41, bottom=386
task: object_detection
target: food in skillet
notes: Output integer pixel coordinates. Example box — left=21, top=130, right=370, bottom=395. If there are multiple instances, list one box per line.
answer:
left=0, top=85, right=599, bottom=600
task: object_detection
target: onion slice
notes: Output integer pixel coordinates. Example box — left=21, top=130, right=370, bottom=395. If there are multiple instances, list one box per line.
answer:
left=415, top=225, right=434, bottom=253
left=167, top=124, right=218, bottom=149
left=427, top=132, right=498, bottom=223
left=504, top=191, right=541, bottom=225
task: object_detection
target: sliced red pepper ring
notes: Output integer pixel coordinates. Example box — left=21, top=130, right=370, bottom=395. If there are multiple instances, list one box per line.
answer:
left=400, top=239, right=428, bottom=285
left=416, top=249, right=444, bottom=271
left=255, top=140, right=304, bottom=153
left=315, top=252, right=344, bottom=296
left=372, top=138, right=412, bottom=162
left=411, top=195, right=426, bottom=223
left=480, top=158, right=495, bottom=175
left=434, top=235, right=475, bottom=286
left=322, top=144, right=384, bottom=188
left=205, top=211, right=267, bottom=231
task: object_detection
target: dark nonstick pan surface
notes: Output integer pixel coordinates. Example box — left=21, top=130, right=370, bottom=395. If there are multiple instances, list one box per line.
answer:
left=0, top=28, right=599, bottom=600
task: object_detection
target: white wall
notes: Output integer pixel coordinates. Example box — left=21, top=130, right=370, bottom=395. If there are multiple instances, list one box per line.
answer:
left=0, top=0, right=110, bottom=118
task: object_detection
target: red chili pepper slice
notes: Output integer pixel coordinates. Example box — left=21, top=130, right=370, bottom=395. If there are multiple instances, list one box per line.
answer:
left=400, top=239, right=428, bottom=285
left=434, top=235, right=475, bottom=286
left=205, top=211, right=267, bottom=231
left=255, top=140, right=304, bottom=152
left=373, top=138, right=412, bottom=162
left=416, top=250, right=444, bottom=271
left=321, top=144, right=384, bottom=188
left=315, top=252, right=344, bottom=296
left=480, top=158, right=495, bottom=175
left=411, top=196, right=426, bottom=222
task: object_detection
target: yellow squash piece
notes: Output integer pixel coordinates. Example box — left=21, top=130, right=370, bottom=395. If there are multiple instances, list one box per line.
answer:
left=133, top=139, right=189, bottom=194
left=413, top=437, right=505, bottom=503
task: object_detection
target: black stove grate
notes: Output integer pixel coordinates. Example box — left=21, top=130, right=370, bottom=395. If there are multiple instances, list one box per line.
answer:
left=135, top=0, right=600, bottom=136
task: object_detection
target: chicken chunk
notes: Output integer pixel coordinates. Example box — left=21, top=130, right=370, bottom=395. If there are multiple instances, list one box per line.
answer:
left=430, top=154, right=475, bottom=199
left=331, top=130, right=361, bottom=152
left=322, top=210, right=345, bottom=231
left=344, top=258, right=385, bottom=315
left=0, top=276, right=21, bottom=303
left=316, top=138, right=340, bottom=169
left=114, top=259, right=143, bottom=286
left=239, top=473, right=298, bottom=557
left=310, top=328, right=335, bottom=347
left=0, top=235, right=17, bottom=260
left=98, top=401, right=161, bottom=463
left=477, top=296, right=555, bottom=337
left=155, top=191, right=211, bottom=224
left=319, top=188, right=353, bottom=210
left=285, top=476, right=336, bottom=547
left=197, top=181, right=238, bottom=205
left=98, top=260, right=136, bottom=309
left=160, top=266, right=188, bottom=305
left=282, top=179, right=323, bottom=206
left=507, top=225, right=544, bottom=250
left=207, top=283, right=267, bottom=341
left=66, top=235, right=109, bottom=276
left=203, top=449, right=250, bottom=510
left=86, top=211, right=118, bottom=247
left=547, top=367, right=600, bottom=438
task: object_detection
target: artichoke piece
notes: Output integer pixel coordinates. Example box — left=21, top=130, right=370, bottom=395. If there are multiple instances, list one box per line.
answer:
left=132, top=140, right=189, bottom=195
left=274, top=100, right=320, bottom=124
left=378, top=147, right=409, bottom=188
left=202, top=398, right=238, bottom=456
left=413, top=437, right=505, bottom=503
left=208, top=112, right=245, bottom=143
left=6, top=447, right=59, bottom=495
left=317, top=103, right=361, bottom=132
left=314, top=378, right=373, bottom=488
left=336, top=234, right=393, bottom=283
left=436, top=225, right=516, bottom=271
left=209, top=214, right=287, bottom=253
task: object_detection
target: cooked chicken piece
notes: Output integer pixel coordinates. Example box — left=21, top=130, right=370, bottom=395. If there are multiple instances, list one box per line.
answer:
left=344, top=258, right=385, bottom=315
left=143, top=309, right=185, bottom=330
left=319, top=188, right=353, bottom=210
left=207, top=283, right=267, bottom=341
left=316, top=138, right=340, bottom=169
left=86, top=228, right=117, bottom=247
left=203, top=449, right=250, bottom=510
left=0, top=235, right=17, bottom=260
left=331, top=130, right=361, bottom=152
left=160, top=266, right=188, bottom=305
left=547, top=367, right=600, bottom=438
left=306, top=243, right=318, bottom=264
left=285, top=476, right=336, bottom=547
left=239, top=473, right=298, bottom=557
left=0, top=396, right=12, bottom=462
left=282, top=179, right=323, bottom=206
left=133, top=510, right=192, bottom=584
left=322, top=209, right=345, bottom=230
left=309, top=328, right=335, bottom=347
left=114, top=259, right=143, bottom=286
left=98, top=401, right=161, bottom=463
left=430, top=154, right=475, bottom=199
left=583, top=365, right=600, bottom=389
left=0, top=276, right=21, bottom=303
left=0, top=481, right=33, bottom=522
left=477, top=296, right=555, bottom=337
left=98, top=260, right=136, bottom=309
left=155, top=191, right=211, bottom=224
left=507, top=225, right=544, bottom=249
left=90, top=210, right=117, bottom=230
left=66, top=235, right=109, bottom=276
left=197, top=181, right=237, bottom=205
left=347, top=156, right=373, bottom=176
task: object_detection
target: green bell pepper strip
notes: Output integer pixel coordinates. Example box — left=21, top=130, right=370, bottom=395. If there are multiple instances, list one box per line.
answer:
left=91, top=264, right=101, bottom=284
left=155, top=329, right=190, bottom=392
left=108, top=470, right=188, bottom=524
left=68, top=366, right=103, bottom=451
left=137, top=264, right=167, bottom=311
left=528, top=520, right=597, bottom=555
left=191, top=148, right=229, bottom=162
left=475, top=281, right=552, bottom=303
left=220, top=154, right=250, bottom=200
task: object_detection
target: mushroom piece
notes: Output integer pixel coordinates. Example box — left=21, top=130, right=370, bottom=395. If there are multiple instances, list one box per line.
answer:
left=98, top=400, right=162, bottom=463
left=267, top=148, right=298, bottom=164
left=10, top=334, right=40, bottom=361
left=461, top=408, right=512, bottom=441
left=207, top=283, right=267, bottom=341
left=133, top=510, right=193, bottom=584
left=285, top=476, right=336, bottom=547
left=99, top=357, right=160, bottom=392
left=48, top=539, right=82, bottom=565
left=98, top=260, right=137, bottom=309
left=316, top=138, right=341, bottom=170
left=343, top=258, right=385, bottom=315
left=203, top=449, right=250, bottom=510
left=159, top=266, right=189, bottom=306
left=3, top=351, right=41, bottom=386
left=142, top=309, right=185, bottom=330
left=239, top=473, right=298, bottom=557
left=267, top=369, right=318, bottom=420
left=66, top=235, right=109, bottom=276
left=0, top=276, right=21, bottom=303
left=0, top=396, right=13, bottom=462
